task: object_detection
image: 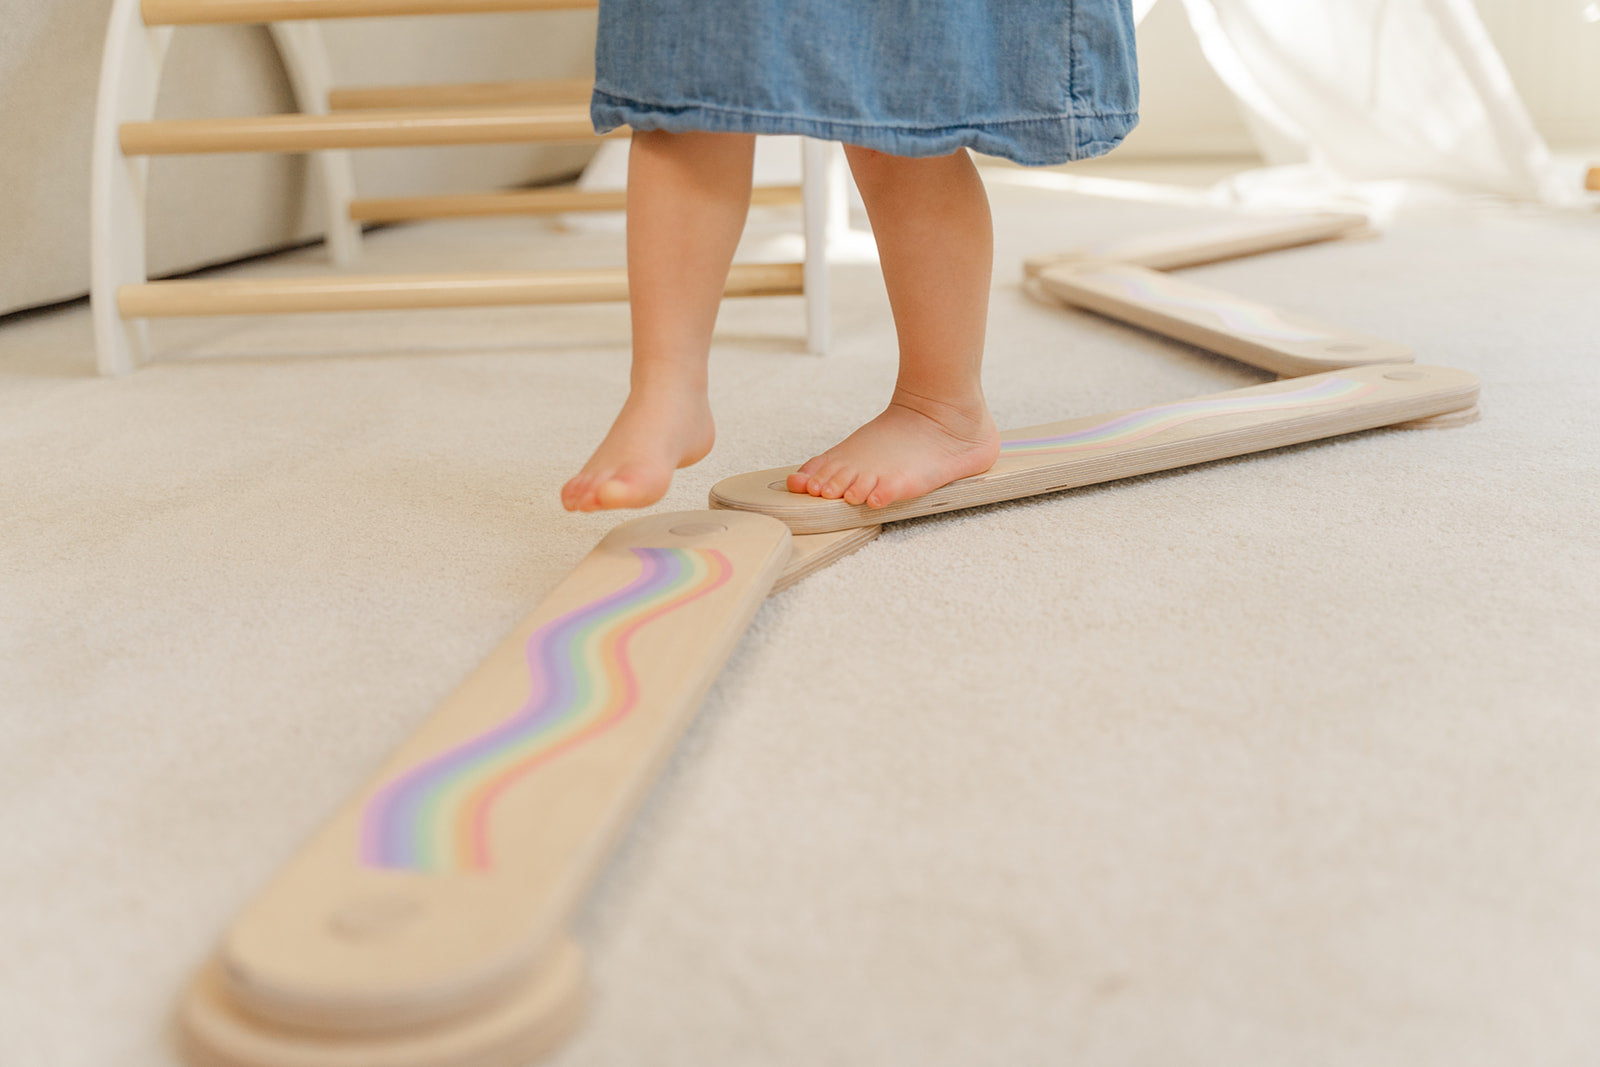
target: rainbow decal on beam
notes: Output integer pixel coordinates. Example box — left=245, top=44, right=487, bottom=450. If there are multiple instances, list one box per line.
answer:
left=359, top=546, right=732, bottom=874
left=1000, top=376, right=1376, bottom=459
left=1094, top=270, right=1335, bottom=343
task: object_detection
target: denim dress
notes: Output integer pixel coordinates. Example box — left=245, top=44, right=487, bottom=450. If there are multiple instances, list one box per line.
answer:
left=591, top=0, right=1139, bottom=166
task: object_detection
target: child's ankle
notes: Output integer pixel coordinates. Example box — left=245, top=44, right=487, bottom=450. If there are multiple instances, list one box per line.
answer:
left=629, top=365, right=709, bottom=397
left=889, top=382, right=991, bottom=423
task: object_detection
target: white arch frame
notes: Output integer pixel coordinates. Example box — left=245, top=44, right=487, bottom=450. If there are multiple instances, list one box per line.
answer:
left=90, top=0, right=359, bottom=375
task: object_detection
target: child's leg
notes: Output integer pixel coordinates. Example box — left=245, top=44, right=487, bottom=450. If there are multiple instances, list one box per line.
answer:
left=561, top=130, right=757, bottom=512
left=786, top=147, right=1000, bottom=508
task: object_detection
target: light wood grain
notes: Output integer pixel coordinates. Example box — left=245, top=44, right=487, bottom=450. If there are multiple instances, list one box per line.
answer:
left=1022, top=212, right=1371, bottom=276
left=710, top=364, right=1481, bottom=534
left=120, top=104, right=621, bottom=155
left=210, top=512, right=790, bottom=1034
left=329, top=78, right=594, bottom=111
left=348, top=184, right=803, bottom=223
left=771, top=525, right=882, bottom=595
left=143, top=0, right=597, bottom=24
left=177, top=938, right=586, bottom=1067
left=117, top=263, right=805, bottom=316
left=1033, top=261, right=1413, bottom=377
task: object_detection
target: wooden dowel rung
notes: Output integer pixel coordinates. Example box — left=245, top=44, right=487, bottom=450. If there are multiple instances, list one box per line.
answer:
left=1586, top=166, right=1600, bottom=193
left=117, top=264, right=805, bottom=317
left=142, top=0, right=596, bottom=25
left=329, top=78, right=593, bottom=111
left=349, top=184, right=804, bottom=222
left=121, top=105, right=620, bottom=156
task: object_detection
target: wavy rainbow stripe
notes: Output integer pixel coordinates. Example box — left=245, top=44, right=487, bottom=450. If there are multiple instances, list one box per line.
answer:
left=1000, top=376, right=1376, bottom=459
left=359, top=546, right=732, bottom=873
left=1097, top=270, right=1334, bottom=343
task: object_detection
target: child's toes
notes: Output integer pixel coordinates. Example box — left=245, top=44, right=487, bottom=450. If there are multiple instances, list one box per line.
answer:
left=866, top=474, right=909, bottom=508
left=788, top=454, right=832, bottom=492
left=784, top=467, right=819, bottom=495
left=842, top=473, right=878, bottom=506
left=594, top=460, right=671, bottom=510
left=802, top=458, right=846, bottom=496
left=818, top=466, right=858, bottom=499
left=561, top=474, right=596, bottom=511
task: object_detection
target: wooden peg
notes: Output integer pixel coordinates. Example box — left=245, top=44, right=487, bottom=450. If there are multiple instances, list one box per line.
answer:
left=142, top=0, right=597, bottom=25
left=347, top=184, right=802, bottom=224
left=709, top=364, right=1480, bottom=534
left=328, top=78, right=595, bottom=112
left=119, top=105, right=622, bottom=156
left=1032, top=261, right=1413, bottom=377
left=117, top=263, right=805, bottom=317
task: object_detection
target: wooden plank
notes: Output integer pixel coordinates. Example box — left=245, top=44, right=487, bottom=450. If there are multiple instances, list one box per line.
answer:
left=1023, top=212, right=1372, bottom=275
left=143, top=0, right=597, bottom=25
left=117, top=262, right=805, bottom=317
left=771, top=526, right=881, bottom=595
left=1034, top=261, right=1413, bottom=377
left=329, top=78, right=594, bottom=111
left=177, top=939, right=586, bottom=1067
left=120, top=104, right=621, bottom=155
left=208, top=512, right=791, bottom=1034
left=709, top=364, right=1481, bottom=534
left=349, top=184, right=803, bottom=222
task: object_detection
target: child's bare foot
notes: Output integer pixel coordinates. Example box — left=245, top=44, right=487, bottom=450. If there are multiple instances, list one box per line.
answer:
left=786, top=388, right=1000, bottom=508
left=562, top=382, right=715, bottom=511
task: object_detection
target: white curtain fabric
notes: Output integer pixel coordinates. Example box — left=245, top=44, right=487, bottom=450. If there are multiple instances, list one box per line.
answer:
left=1133, top=0, right=1568, bottom=203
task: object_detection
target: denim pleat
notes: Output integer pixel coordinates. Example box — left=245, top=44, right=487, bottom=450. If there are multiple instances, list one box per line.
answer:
left=592, top=0, right=1139, bottom=166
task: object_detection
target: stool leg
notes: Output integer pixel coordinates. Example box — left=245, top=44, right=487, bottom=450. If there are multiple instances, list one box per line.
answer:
left=91, top=0, right=171, bottom=375
left=268, top=21, right=363, bottom=266
left=800, top=138, right=835, bottom=356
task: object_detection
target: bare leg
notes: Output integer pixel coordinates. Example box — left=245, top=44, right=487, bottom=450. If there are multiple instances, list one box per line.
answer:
left=561, top=130, right=756, bottom=511
left=787, top=147, right=1000, bottom=508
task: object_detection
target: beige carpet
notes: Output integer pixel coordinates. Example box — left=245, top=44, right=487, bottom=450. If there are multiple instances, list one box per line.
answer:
left=2, top=170, right=1598, bottom=1067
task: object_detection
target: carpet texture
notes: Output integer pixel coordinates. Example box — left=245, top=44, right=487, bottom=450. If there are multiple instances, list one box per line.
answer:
left=1, top=172, right=1597, bottom=1067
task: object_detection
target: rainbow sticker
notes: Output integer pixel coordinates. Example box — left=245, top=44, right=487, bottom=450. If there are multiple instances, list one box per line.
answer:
left=1001, top=376, right=1376, bottom=459
left=1096, top=270, right=1335, bottom=343
left=360, top=546, right=732, bottom=874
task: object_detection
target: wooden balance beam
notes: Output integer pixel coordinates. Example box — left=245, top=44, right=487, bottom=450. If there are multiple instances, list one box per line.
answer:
left=709, top=364, right=1481, bottom=535
left=1030, top=261, right=1413, bottom=378
left=177, top=512, right=802, bottom=1066
left=1023, top=211, right=1372, bottom=276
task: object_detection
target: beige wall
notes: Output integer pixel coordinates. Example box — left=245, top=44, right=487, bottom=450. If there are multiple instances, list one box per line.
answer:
left=1113, top=0, right=1600, bottom=159
left=1476, top=0, right=1600, bottom=148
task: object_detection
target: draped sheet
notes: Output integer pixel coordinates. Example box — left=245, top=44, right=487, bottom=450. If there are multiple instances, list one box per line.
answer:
left=1135, top=0, right=1567, bottom=202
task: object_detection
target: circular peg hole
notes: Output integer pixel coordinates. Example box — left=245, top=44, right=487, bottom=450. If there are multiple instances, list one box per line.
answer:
left=1383, top=369, right=1426, bottom=382
left=669, top=522, right=728, bottom=538
left=1324, top=342, right=1367, bottom=353
left=766, top=479, right=792, bottom=493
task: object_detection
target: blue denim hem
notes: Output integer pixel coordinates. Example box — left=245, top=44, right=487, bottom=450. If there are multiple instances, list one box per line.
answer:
left=592, top=90, right=1137, bottom=167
